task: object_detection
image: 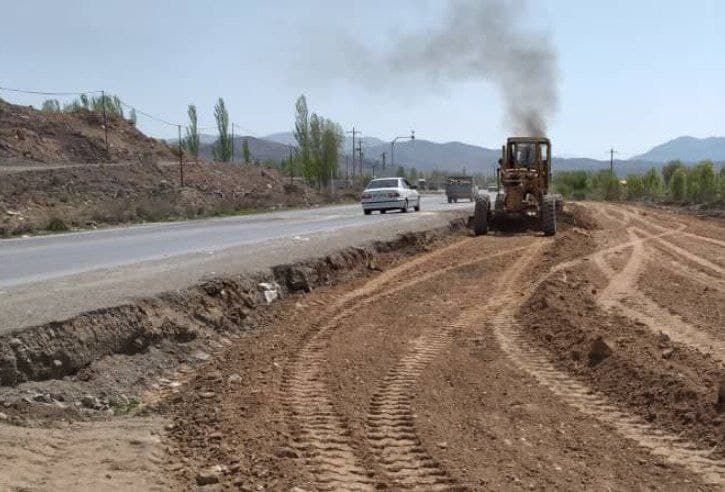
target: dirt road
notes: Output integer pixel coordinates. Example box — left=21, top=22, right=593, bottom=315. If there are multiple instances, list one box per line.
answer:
left=159, top=202, right=723, bottom=490
left=1, top=201, right=722, bottom=490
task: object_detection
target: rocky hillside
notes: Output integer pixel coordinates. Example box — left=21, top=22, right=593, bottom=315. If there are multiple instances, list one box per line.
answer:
left=0, top=99, right=175, bottom=164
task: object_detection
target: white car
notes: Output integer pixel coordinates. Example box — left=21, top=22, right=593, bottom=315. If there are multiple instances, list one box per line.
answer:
left=361, top=177, right=421, bottom=215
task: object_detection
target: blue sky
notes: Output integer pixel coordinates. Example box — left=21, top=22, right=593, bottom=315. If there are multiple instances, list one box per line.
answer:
left=1, top=0, right=723, bottom=158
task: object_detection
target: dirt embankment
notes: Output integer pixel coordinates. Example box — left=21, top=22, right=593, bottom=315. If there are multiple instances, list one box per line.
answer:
left=0, top=160, right=354, bottom=237
left=0, top=98, right=174, bottom=164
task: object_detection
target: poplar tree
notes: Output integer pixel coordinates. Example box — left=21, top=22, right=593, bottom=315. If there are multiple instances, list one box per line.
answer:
left=184, top=104, right=200, bottom=162
left=242, top=138, right=251, bottom=164
left=213, top=98, right=232, bottom=162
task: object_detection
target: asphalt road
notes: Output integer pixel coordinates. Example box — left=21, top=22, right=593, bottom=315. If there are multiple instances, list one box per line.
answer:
left=0, top=195, right=474, bottom=333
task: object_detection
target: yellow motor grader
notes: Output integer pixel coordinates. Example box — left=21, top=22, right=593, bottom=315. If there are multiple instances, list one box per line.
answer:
left=473, top=136, right=559, bottom=236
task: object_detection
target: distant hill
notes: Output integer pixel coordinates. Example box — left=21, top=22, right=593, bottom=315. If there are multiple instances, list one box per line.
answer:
left=183, top=130, right=725, bottom=174
left=257, top=134, right=670, bottom=175
left=361, top=139, right=499, bottom=173
left=632, top=136, right=725, bottom=163
left=264, top=131, right=385, bottom=153
left=197, top=135, right=293, bottom=163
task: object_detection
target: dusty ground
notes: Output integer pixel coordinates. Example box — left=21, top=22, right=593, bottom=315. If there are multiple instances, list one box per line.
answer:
left=0, top=201, right=723, bottom=490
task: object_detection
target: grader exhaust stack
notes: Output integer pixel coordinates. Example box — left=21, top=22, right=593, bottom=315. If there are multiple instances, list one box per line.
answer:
left=473, top=137, right=560, bottom=236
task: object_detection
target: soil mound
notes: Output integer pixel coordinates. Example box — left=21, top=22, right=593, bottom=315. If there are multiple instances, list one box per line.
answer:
left=0, top=98, right=174, bottom=163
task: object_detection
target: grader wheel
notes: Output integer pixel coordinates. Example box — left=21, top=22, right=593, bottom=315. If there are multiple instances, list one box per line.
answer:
left=473, top=194, right=490, bottom=236
left=541, top=195, right=557, bottom=236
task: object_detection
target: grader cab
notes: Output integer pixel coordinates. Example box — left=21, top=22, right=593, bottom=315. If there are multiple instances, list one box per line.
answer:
left=473, top=137, right=559, bottom=236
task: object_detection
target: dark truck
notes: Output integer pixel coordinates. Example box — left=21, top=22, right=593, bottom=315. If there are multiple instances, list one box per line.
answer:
left=445, top=175, right=475, bottom=203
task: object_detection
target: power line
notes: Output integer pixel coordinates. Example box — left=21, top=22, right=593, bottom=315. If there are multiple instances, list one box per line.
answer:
left=0, top=86, right=103, bottom=96
left=2, top=85, right=256, bottom=139
left=116, top=98, right=180, bottom=127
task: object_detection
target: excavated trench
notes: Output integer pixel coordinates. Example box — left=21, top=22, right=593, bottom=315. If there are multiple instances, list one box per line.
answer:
left=0, top=218, right=467, bottom=391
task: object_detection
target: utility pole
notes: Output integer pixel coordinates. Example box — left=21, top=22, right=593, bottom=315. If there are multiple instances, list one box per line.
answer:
left=346, top=127, right=359, bottom=179
left=289, top=148, right=294, bottom=185
left=101, top=90, right=109, bottom=155
left=381, top=152, right=386, bottom=172
left=609, top=147, right=616, bottom=176
left=177, top=124, right=184, bottom=186
left=390, top=130, right=415, bottom=170
left=357, top=141, right=364, bottom=176
left=231, top=123, right=235, bottom=162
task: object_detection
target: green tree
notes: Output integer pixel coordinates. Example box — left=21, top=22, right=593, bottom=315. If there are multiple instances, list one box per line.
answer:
left=307, top=113, right=323, bottom=184
left=41, top=99, right=60, bottom=112
left=625, top=173, right=645, bottom=200
left=293, top=95, right=310, bottom=176
left=409, top=167, right=419, bottom=183
left=395, top=165, right=406, bottom=178
left=642, top=167, right=663, bottom=199
left=719, top=167, right=725, bottom=199
left=689, top=160, right=716, bottom=202
left=291, top=96, right=342, bottom=187
left=553, top=170, right=590, bottom=199
left=242, top=138, right=251, bottom=164
left=670, top=167, right=687, bottom=201
left=213, top=98, right=232, bottom=162
left=662, top=160, right=685, bottom=186
left=320, top=119, right=343, bottom=187
left=591, top=169, right=621, bottom=201
left=184, top=104, right=200, bottom=163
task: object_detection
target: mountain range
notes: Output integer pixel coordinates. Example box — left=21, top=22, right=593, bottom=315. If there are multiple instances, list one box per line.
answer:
left=172, top=133, right=725, bottom=173
left=631, top=136, right=725, bottom=162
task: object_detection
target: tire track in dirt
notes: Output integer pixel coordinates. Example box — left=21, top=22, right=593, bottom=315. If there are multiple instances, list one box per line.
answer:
left=591, top=227, right=725, bottom=363
left=620, top=205, right=725, bottom=247
left=282, top=237, right=533, bottom=490
left=363, top=249, right=532, bottom=490
left=488, top=239, right=725, bottom=485
left=366, top=330, right=464, bottom=491
left=653, top=237, right=725, bottom=276
left=648, top=243, right=725, bottom=292
left=616, top=206, right=725, bottom=273
left=599, top=200, right=724, bottom=289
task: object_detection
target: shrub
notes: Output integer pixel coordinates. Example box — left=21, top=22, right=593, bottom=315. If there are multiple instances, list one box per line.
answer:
left=41, top=99, right=61, bottom=113
left=553, top=171, right=590, bottom=199
left=591, top=170, right=621, bottom=201
left=47, top=216, right=69, bottom=232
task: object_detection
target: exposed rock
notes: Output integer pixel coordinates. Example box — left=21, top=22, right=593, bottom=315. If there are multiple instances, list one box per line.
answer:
left=588, top=336, right=612, bottom=366
left=81, top=394, right=99, bottom=409
left=275, top=446, right=300, bottom=459
left=196, top=468, right=221, bottom=486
